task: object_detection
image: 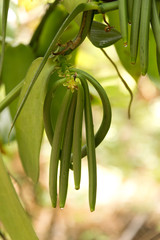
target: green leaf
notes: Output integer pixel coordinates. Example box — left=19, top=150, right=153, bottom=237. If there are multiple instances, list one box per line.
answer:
left=2, top=44, right=35, bottom=118
left=36, top=4, right=68, bottom=56
left=16, top=57, right=55, bottom=183
left=107, top=10, right=141, bottom=81
left=0, top=154, right=38, bottom=240
left=88, top=21, right=122, bottom=48
left=35, top=4, right=79, bottom=56
left=0, top=0, right=10, bottom=82
left=147, top=29, right=160, bottom=88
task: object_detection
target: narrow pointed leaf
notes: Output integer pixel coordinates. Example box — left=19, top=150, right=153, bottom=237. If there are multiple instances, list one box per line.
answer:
left=36, top=4, right=68, bottom=56
left=0, top=154, right=38, bottom=240
left=2, top=44, right=35, bottom=118
left=16, top=57, right=55, bottom=183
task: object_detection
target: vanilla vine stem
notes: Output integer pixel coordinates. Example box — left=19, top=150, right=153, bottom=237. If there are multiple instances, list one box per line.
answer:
left=7, top=1, right=118, bottom=134
left=0, top=1, right=118, bottom=124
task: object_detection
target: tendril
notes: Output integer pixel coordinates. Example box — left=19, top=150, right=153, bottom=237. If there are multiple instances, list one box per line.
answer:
left=100, top=48, right=133, bottom=119
left=102, top=13, right=113, bottom=32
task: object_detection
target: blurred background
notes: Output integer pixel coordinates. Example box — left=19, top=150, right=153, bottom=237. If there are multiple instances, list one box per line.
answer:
left=1, top=0, right=160, bottom=239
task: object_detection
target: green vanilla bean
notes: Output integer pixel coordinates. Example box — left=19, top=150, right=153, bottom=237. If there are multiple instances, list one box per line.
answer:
left=139, top=0, right=152, bottom=75
left=79, top=75, right=97, bottom=212
left=70, top=68, right=112, bottom=160
left=10, top=1, right=118, bottom=132
left=157, top=47, right=160, bottom=75
left=127, top=0, right=134, bottom=24
left=49, top=89, right=72, bottom=207
left=59, top=91, right=77, bottom=208
left=72, top=83, right=84, bottom=190
left=43, top=78, right=67, bottom=145
left=0, top=0, right=10, bottom=84
left=151, top=0, right=160, bottom=54
left=118, top=0, right=128, bottom=45
left=130, top=0, right=142, bottom=64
